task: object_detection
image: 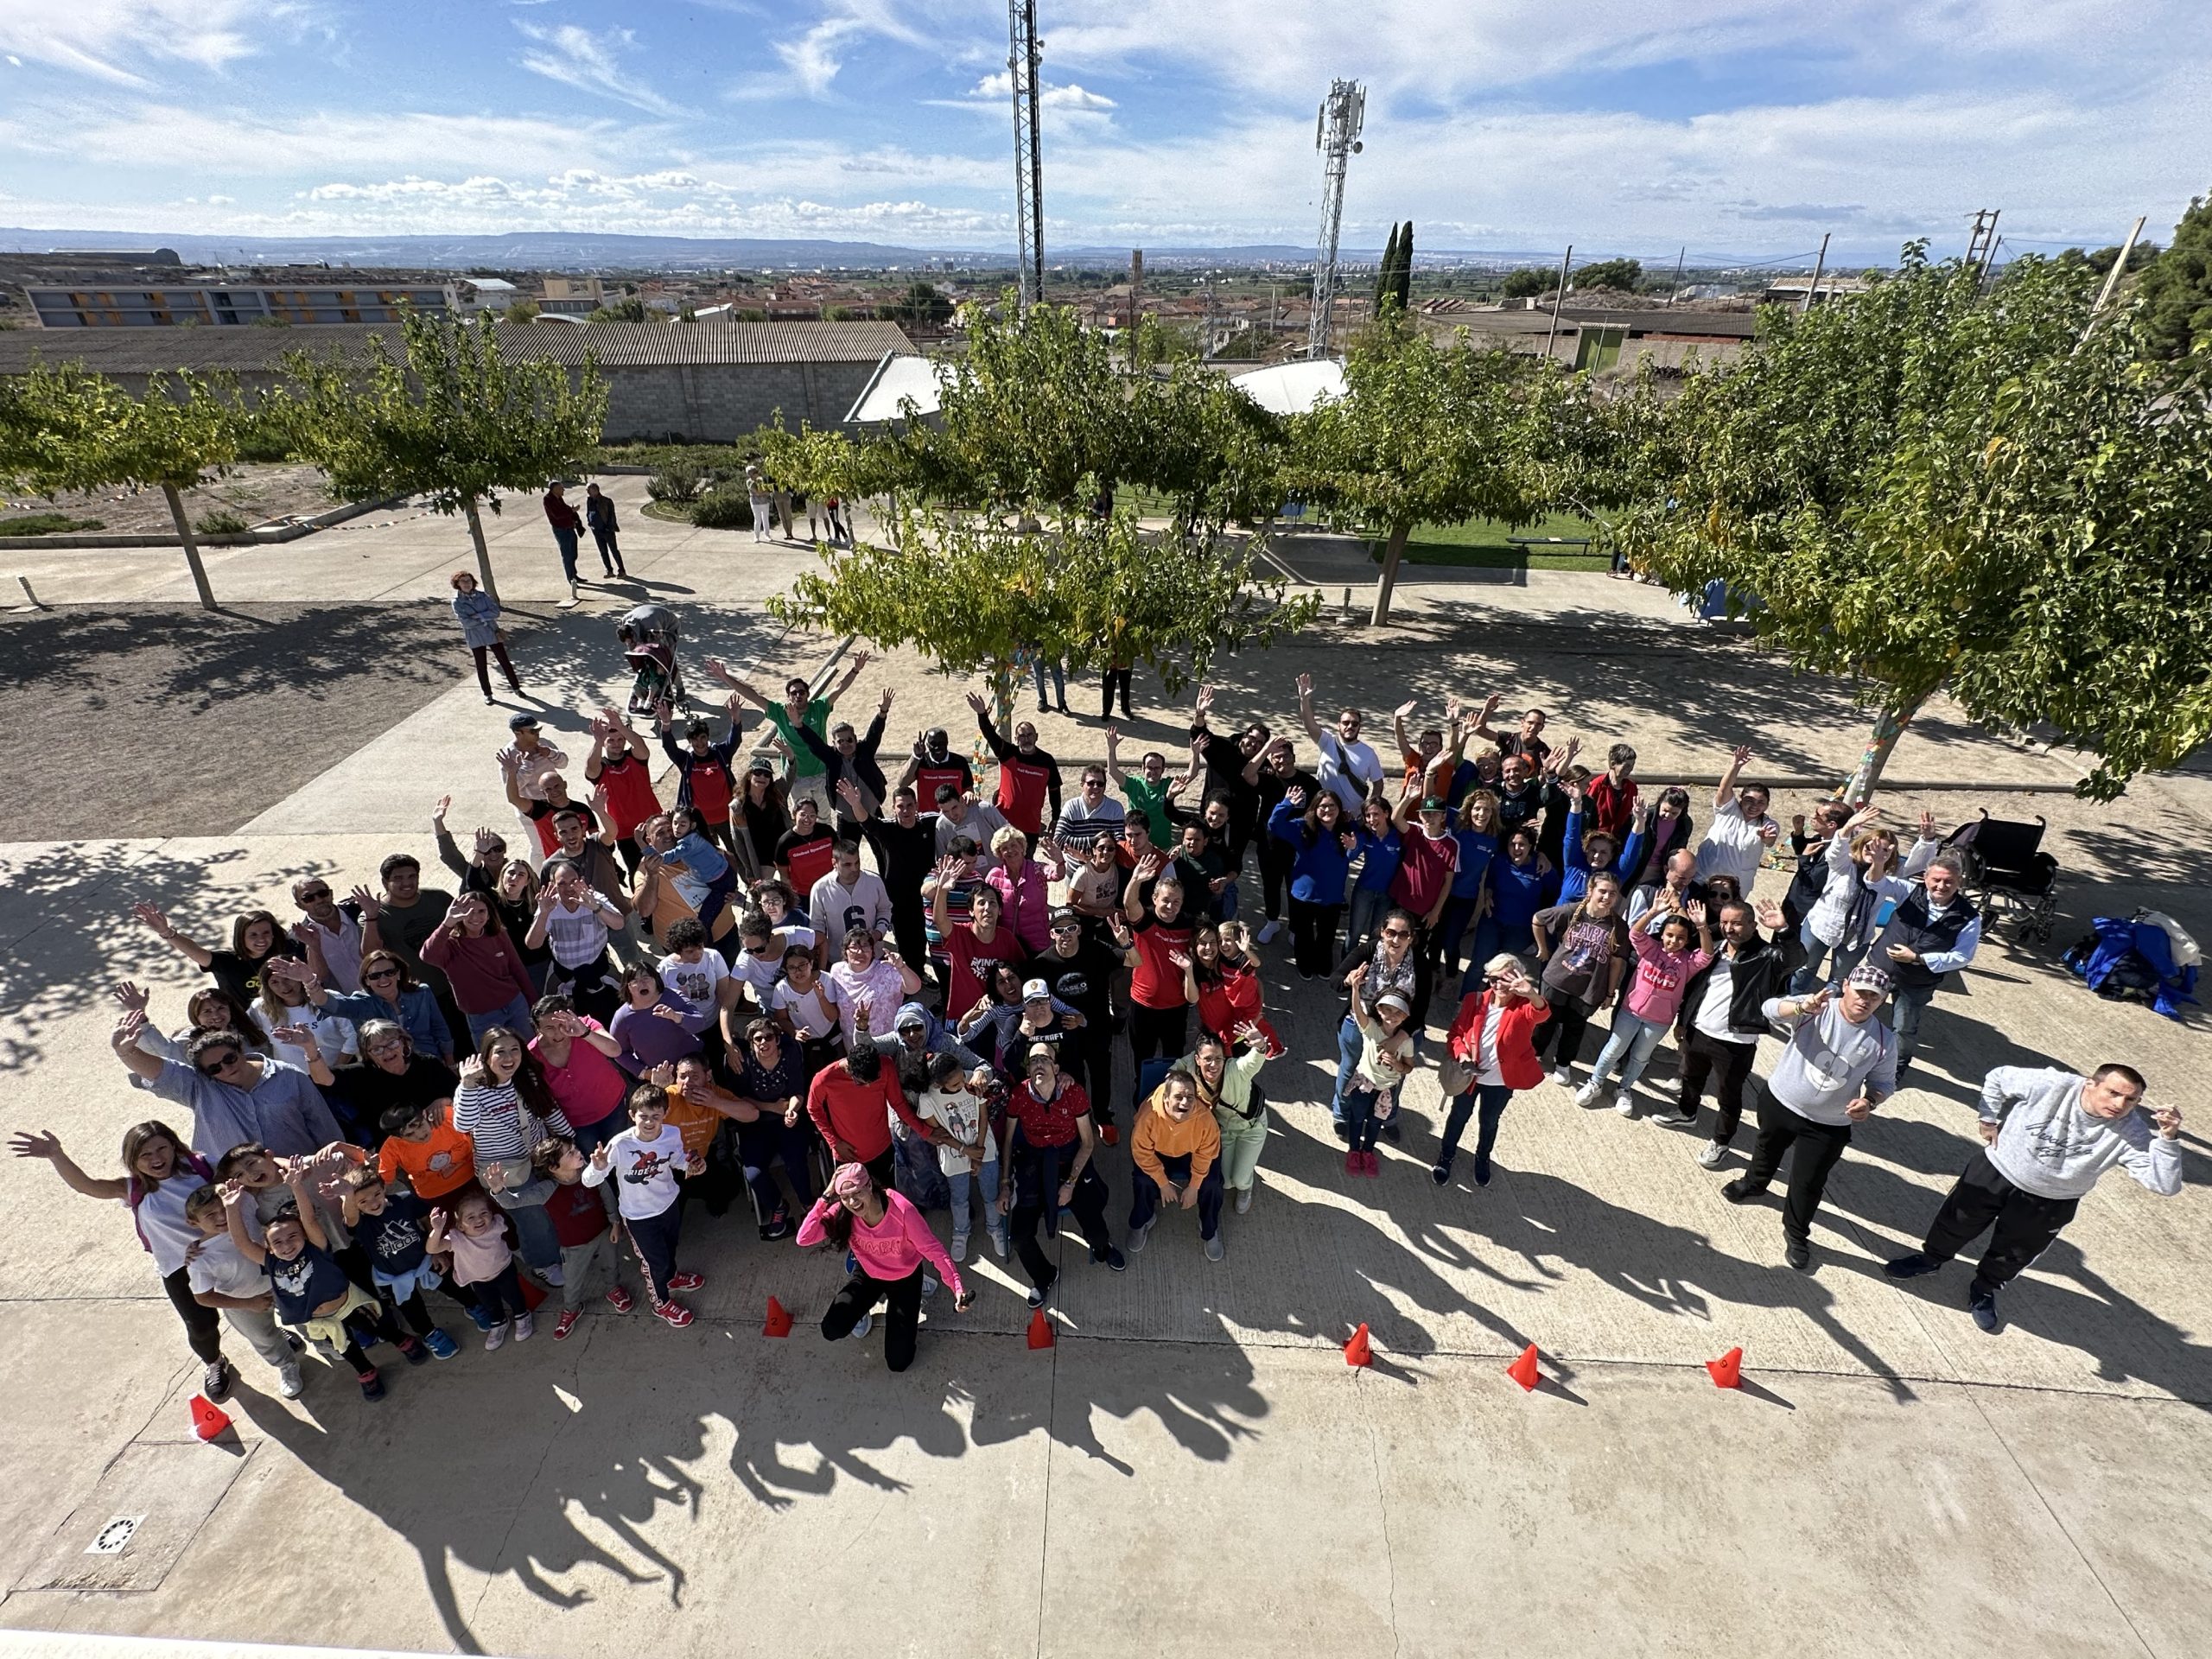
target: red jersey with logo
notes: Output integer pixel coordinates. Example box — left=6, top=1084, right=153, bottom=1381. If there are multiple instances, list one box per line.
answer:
left=993, top=752, right=1059, bottom=835
left=595, top=754, right=663, bottom=839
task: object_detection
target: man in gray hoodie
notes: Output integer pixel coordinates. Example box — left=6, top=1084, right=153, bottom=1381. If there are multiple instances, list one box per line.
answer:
left=1885, top=1063, right=2183, bottom=1332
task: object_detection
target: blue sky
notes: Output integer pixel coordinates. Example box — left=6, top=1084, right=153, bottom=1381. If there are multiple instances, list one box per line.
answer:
left=0, top=0, right=2207, bottom=262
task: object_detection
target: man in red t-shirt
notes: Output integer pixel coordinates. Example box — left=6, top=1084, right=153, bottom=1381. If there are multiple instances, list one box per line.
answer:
left=931, top=864, right=1029, bottom=1020
left=903, top=726, right=976, bottom=810
left=775, top=796, right=838, bottom=895
left=1120, top=853, right=1196, bottom=1099
left=806, top=1041, right=936, bottom=1190
left=584, top=706, right=663, bottom=875
left=969, top=693, right=1063, bottom=836
left=1389, top=797, right=1459, bottom=936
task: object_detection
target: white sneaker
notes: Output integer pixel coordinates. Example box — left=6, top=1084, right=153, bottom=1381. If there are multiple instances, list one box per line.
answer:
left=1698, top=1142, right=1728, bottom=1170
left=1613, top=1092, right=1638, bottom=1116
left=992, top=1228, right=1010, bottom=1259
left=486, top=1319, right=512, bottom=1351
left=1257, top=919, right=1282, bottom=944
left=1548, top=1066, right=1573, bottom=1087
left=514, top=1312, right=536, bottom=1342
left=849, top=1312, right=874, bottom=1340
left=950, top=1231, right=970, bottom=1264
left=276, top=1359, right=304, bottom=1400
left=1574, top=1081, right=1607, bottom=1109
left=541, top=1263, right=564, bottom=1287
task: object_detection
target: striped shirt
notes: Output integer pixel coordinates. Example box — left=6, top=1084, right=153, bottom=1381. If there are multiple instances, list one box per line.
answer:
left=543, top=894, right=620, bottom=969
left=452, top=1077, right=574, bottom=1161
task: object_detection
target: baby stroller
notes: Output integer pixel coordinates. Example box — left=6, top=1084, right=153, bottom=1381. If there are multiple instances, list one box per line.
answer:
left=1942, top=810, right=2062, bottom=944
left=616, top=604, right=687, bottom=716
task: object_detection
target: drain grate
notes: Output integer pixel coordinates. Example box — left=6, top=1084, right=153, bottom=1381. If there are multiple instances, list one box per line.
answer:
left=85, top=1515, right=144, bottom=1555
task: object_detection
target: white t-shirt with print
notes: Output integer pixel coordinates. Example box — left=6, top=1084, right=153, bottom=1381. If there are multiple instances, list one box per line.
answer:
left=918, top=1085, right=996, bottom=1175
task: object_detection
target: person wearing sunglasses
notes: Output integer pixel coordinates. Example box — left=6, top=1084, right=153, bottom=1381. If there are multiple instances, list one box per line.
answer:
left=304, top=950, right=454, bottom=1064
left=1326, top=908, right=1432, bottom=1142
left=109, top=1008, right=344, bottom=1161
left=289, top=876, right=365, bottom=994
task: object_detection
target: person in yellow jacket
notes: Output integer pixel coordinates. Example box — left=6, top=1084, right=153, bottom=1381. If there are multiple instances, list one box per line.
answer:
left=1128, top=1066, right=1225, bottom=1261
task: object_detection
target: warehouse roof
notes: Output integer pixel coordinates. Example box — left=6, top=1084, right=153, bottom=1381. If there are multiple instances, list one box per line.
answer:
left=0, top=318, right=918, bottom=376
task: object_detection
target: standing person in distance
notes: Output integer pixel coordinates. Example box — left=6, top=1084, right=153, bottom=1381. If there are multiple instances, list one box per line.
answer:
left=1885, top=1062, right=2183, bottom=1332
left=449, top=571, right=523, bottom=704
left=543, top=480, right=585, bottom=603
left=583, top=482, right=626, bottom=578
left=1693, top=745, right=1782, bottom=894
left=1295, top=672, right=1385, bottom=813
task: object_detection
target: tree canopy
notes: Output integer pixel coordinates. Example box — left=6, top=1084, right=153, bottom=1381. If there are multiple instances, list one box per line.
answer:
left=2135, top=192, right=2212, bottom=364
left=0, top=360, right=241, bottom=608
left=1573, top=257, right=1643, bottom=295
left=1611, top=244, right=2212, bottom=798
left=1500, top=268, right=1549, bottom=301
left=280, top=309, right=607, bottom=599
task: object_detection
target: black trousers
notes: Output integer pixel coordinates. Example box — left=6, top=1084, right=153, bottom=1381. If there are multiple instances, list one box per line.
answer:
left=1531, top=998, right=1596, bottom=1068
left=1922, top=1152, right=2079, bottom=1294
left=1007, top=1136, right=1112, bottom=1289
left=889, top=896, right=934, bottom=989
left=1128, top=1001, right=1187, bottom=1075
left=471, top=643, right=522, bottom=696
left=1680, top=1028, right=1759, bottom=1143
left=1740, top=1085, right=1853, bottom=1245
left=162, top=1264, right=225, bottom=1367
left=1259, top=834, right=1296, bottom=921
left=1100, top=667, right=1134, bottom=719
left=590, top=524, right=625, bottom=572
left=1288, top=898, right=1342, bottom=977
left=823, top=1262, right=925, bottom=1372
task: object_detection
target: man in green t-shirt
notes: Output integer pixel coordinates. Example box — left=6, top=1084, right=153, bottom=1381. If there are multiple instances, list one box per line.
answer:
left=1106, top=721, right=1186, bottom=845
left=705, top=650, right=870, bottom=816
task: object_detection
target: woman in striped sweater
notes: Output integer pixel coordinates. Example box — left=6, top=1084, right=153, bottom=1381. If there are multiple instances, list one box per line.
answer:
left=453, top=1030, right=574, bottom=1281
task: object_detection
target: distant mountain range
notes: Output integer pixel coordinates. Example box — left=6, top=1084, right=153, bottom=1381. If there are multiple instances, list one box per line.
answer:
left=0, top=226, right=1806, bottom=273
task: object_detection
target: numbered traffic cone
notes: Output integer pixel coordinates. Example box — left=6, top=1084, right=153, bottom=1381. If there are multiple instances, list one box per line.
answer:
left=1706, top=1345, right=1743, bottom=1389
left=189, top=1395, right=231, bottom=1442
left=1505, top=1343, right=1541, bottom=1392
left=1343, top=1323, right=1373, bottom=1368
left=1027, top=1307, right=1056, bottom=1350
left=762, top=1297, right=793, bottom=1338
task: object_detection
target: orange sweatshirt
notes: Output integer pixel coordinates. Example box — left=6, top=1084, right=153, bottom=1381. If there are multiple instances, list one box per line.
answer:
left=1132, top=1094, right=1221, bottom=1187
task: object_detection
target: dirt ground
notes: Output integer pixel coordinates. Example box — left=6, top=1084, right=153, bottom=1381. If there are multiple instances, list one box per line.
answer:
left=0, top=602, right=555, bottom=836
left=0, top=462, right=340, bottom=536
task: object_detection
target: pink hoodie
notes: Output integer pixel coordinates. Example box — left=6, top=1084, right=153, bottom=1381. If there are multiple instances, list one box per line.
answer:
left=798, top=1187, right=964, bottom=1300
left=1624, top=927, right=1713, bottom=1026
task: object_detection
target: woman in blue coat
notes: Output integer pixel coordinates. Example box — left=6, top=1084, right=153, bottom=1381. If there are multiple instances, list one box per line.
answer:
left=1471, top=823, right=1558, bottom=995
left=450, top=571, right=522, bottom=704
left=1268, top=785, right=1358, bottom=979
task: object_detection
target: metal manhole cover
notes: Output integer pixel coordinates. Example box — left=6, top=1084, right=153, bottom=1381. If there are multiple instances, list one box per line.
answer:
left=86, top=1515, right=143, bottom=1555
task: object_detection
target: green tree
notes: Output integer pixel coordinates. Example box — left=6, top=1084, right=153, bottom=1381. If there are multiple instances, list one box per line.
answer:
left=1391, top=222, right=1414, bottom=312
left=0, top=361, right=241, bottom=609
left=1500, top=267, right=1549, bottom=301
left=1612, top=245, right=2212, bottom=799
left=1288, top=311, right=1561, bottom=626
left=504, top=298, right=542, bottom=323
left=893, top=281, right=951, bottom=327
left=767, top=504, right=1319, bottom=715
left=280, top=310, right=607, bottom=601
left=1374, top=223, right=1402, bottom=313
left=2136, top=193, right=2212, bottom=362
left=588, top=296, right=650, bottom=324
left=1574, top=257, right=1643, bottom=294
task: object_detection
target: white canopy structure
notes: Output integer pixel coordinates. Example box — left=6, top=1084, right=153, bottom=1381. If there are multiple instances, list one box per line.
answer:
left=844, top=352, right=955, bottom=424
left=1229, top=358, right=1347, bottom=416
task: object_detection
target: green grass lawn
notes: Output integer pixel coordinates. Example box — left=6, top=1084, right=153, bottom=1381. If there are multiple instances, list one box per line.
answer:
left=1400, top=511, right=1609, bottom=569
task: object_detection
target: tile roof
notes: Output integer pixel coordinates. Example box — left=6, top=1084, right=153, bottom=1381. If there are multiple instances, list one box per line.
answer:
left=0, top=318, right=918, bottom=376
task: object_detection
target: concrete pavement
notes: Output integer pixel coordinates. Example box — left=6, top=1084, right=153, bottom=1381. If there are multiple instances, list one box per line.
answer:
left=2, top=518, right=2208, bottom=1657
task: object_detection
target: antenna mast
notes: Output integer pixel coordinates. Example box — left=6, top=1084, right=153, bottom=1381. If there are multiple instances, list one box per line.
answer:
left=1008, top=0, right=1045, bottom=308
left=1306, top=78, right=1365, bottom=359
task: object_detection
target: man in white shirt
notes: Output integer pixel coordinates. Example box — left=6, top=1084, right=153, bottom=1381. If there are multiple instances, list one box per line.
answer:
left=933, top=790, right=1010, bottom=875
left=289, top=876, right=365, bottom=993
left=1296, top=672, right=1384, bottom=812
left=1694, top=744, right=1781, bottom=892
left=809, top=839, right=893, bottom=959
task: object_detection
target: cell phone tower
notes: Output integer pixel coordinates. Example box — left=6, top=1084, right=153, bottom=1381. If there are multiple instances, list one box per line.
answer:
left=1306, top=78, right=1366, bottom=359
left=1008, top=0, right=1045, bottom=309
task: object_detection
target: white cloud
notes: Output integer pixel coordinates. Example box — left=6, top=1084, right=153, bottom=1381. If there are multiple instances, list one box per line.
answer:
left=773, top=17, right=863, bottom=97
left=0, top=0, right=264, bottom=84
left=514, top=22, right=683, bottom=116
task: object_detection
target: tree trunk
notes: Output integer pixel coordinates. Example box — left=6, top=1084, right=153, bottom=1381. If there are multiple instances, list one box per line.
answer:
left=462, top=494, right=499, bottom=602
left=1369, top=521, right=1411, bottom=627
left=1842, top=690, right=1929, bottom=802
left=161, top=481, right=217, bottom=612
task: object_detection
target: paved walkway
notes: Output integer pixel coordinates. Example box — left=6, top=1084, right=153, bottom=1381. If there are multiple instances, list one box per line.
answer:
left=3, top=516, right=2208, bottom=1657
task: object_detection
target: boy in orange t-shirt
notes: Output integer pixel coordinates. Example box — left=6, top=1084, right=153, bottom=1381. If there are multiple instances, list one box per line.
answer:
left=375, top=1103, right=476, bottom=1201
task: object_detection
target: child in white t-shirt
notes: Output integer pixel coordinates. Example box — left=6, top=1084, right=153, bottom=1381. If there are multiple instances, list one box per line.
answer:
left=584, top=1084, right=705, bottom=1327
left=916, top=1051, right=1005, bottom=1263
left=182, top=1183, right=303, bottom=1399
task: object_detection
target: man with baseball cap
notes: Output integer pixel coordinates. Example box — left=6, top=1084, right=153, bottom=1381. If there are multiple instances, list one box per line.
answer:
left=1721, top=961, right=1898, bottom=1271
left=497, top=712, right=569, bottom=866
left=1885, top=1061, right=2182, bottom=1332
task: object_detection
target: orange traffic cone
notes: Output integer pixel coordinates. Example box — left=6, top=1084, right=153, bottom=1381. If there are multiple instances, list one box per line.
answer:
left=1343, top=1323, right=1373, bottom=1368
left=189, top=1394, right=231, bottom=1442
left=1027, top=1307, right=1056, bottom=1350
left=762, top=1296, right=793, bottom=1338
left=1706, top=1345, right=1743, bottom=1389
left=1505, top=1343, right=1541, bottom=1392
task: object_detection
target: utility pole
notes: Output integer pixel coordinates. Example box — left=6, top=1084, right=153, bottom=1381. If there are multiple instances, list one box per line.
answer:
left=1542, top=244, right=1573, bottom=361
left=1667, top=244, right=1685, bottom=307
left=1800, top=232, right=1830, bottom=314
left=1007, top=0, right=1045, bottom=309
left=1127, top=248, right=1143, bottom=365
left=1306, top=78, right=1365, bottom=359
left=2079, top=214, right=2149, bottom=350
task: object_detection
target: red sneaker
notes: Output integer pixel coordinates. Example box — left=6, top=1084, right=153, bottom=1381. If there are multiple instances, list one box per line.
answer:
left=655, top=1300, right=695, bottom=1329
left=553, top=1308, right=582, bottom=1341
left=666, top=1271, right=705, bottom=1293
left=605, top=1286, right=634, bottom=1313
left=1099, top=1123, right=1120, bottom=1147
left=1344, top=1150, right=1362, bottom=1176
left=1363, top=1151, right=1383, bottom=1177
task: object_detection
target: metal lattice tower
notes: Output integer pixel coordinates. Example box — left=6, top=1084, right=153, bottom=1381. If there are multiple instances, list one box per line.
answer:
left=1306, top=78, right=1365, bottom=359
left=1008, top=0, right=1045, bottom=308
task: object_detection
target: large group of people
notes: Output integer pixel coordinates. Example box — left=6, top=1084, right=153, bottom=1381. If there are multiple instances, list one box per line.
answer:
left=16, top=662, right=2183, bottom=1409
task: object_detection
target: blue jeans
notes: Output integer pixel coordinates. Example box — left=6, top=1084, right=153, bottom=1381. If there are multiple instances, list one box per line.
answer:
left=1589, top=1007, right=1668, bottom=1091
left=1031, top=659, right=1066, bottom=708
left=1433, top=894, right=1480, bottom=975
left=465, top=994, right=537, bottom=1047
left=1342, top=1085, right=1383, bottom=1153
left=1332, top=1014, right=1363, bottom=1126
left=948, top=1160, right=1001, bottom=1241
left=1439, top=1084, right=1514, bottom=1171
left=1128, top=1151, right=1224, bottom=1240
left=492, top=1179, right=560, bottom=1271
left=1788, top=917, right=1832, bottom=995
left=1346, top=885, right=1391, bottom=950
left=551, top=524, right=580, bottom=583
left=1890, top=982, right=1936, bottom=1072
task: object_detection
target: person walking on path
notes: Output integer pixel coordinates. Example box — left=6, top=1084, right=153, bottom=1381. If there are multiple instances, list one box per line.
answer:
left=449, top=572, right=522, bottom=704
left=745, top=463, right=774, bottom=543
left=1885, top=1064, right=2181, bottom=1332
left=583, top=483, right=626, bottom=578
left=1720, top=963, right=1898, bottom=1273
left=543, top=481, right=585, bottom=603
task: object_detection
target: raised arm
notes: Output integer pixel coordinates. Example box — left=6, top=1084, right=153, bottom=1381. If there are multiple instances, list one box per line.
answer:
left=702, top=658, right=773, bottom=710
left=826, top=649, right=870, bottom=704
left=131, top=902, right=214, bottom=970
left=1714, top=745, right=1750, bottom=814
left=110, top=1009, right=166, bottom=1084
left=1294, top=672, right=1325, bottom=750
left=1468, top=691, right=1505, bottom=747
left=7, top=1129, right=130, bottom=1201
left=967, top=691, right=1014, bottom=760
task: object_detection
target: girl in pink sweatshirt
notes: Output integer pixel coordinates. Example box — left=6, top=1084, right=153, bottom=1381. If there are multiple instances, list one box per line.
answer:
left=1579, top=902, right=1714, bottom=1114
left=798, top=1162, right=972, bottom=1371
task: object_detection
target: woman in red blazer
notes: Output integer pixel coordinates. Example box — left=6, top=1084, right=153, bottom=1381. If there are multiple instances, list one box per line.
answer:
left=1435, top=954, right=1552, bottom=1187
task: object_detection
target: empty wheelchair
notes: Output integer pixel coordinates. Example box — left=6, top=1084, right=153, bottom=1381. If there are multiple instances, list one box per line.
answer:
left=1945, top=810, right=2061, bottom=944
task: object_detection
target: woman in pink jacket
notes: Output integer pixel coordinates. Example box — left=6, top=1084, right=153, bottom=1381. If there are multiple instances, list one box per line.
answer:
left=1433, top=955, right=1552, bottom=1187
left=983, top=826, right=1062, bottom=954
left=798, top=1162, right=974, bottom=1370
left=1579, top=899, right=1715, bottom=1116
